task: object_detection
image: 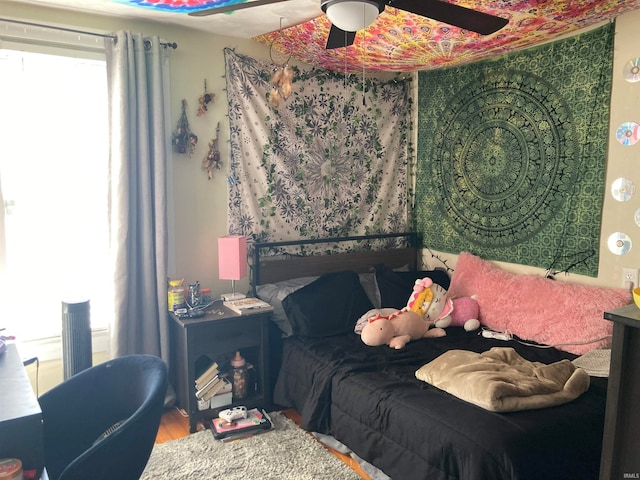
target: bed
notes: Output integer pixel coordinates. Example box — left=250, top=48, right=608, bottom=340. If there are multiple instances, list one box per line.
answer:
left=251, top=233, right=629, bottom=480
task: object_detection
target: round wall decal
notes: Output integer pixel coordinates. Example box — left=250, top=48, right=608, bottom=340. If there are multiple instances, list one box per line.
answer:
left=430, top=70, right=578, bottom=247
left=635, top=208, right=640, bottom=227
left=623, top=58, right=640, bottom=83
left=608, top=232, right=632, bottom=255
left=616, top=121, right=640, bottom=146
left=611, top=177, right=636, bottom=202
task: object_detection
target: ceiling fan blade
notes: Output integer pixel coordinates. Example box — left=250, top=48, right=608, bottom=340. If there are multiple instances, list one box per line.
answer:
left=326, top=24, right=356, bottom=49
left=188, top=0, right=290, bottom=16
left=389, top=0, right=508, bottom=35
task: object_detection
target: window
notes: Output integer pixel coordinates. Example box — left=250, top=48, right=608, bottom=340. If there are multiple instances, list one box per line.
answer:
left=0, top=48, right=111, bottom=342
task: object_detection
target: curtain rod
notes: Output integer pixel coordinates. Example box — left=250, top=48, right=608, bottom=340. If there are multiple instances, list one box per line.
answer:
left=0, top=17, right=178, bottom=49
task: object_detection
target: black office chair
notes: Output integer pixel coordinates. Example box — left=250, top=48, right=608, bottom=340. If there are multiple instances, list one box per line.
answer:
left=38, top=354, right=168, bottom=480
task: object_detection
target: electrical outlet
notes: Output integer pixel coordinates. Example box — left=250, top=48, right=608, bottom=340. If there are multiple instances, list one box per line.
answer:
left=622, top=267, right=639, bottom=290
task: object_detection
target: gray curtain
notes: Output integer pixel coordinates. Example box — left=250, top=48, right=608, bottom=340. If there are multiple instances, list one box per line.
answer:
left=105, top=31, right=170, bottom=362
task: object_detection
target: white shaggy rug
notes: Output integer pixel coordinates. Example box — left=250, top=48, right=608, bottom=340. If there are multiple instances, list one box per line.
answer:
left=141, top=411, right=362, bottom=479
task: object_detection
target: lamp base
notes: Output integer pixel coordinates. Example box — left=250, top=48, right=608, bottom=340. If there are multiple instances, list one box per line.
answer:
left=221, top=292, right=246, bottom=301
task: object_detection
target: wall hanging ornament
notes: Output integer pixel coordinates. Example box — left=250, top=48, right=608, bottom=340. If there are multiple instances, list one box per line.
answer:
left=615, top=121, right=640, bottom=146
left=608, top=232, right=632, bottom=255
left=623, top=58, right=640, bottom=83
left=268, top=20, right=294, bottom=108
left=269, top=65, right=294, bottom=108
left=172, top=99, right=198, bottom=155
left=202, top=122, right=222, bottom=180
left=197, top=79, right=215, bottom=116
left=611, top=177, right=635, bottom=202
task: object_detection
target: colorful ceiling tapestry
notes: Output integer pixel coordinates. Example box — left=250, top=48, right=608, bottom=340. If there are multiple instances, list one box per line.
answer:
left=415, top=23, right=614, bottom=276
left=254, top=1, right=638, bottom=73
left=112, top=0, right=249, bottom=13
left=113, top=0, right=639, bottom=73
left=223, top=48, right=413, bottom=250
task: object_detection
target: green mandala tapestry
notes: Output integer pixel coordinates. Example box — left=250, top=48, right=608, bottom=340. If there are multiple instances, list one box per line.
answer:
left=416, top=23, right=614, bottom=276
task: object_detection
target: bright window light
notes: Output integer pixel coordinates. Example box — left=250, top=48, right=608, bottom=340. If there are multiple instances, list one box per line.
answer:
left=0, top=49, right=111, bottom=342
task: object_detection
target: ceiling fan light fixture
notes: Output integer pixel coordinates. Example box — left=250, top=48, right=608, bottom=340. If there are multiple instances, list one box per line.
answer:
left=321, top=0, right=382, bottom=32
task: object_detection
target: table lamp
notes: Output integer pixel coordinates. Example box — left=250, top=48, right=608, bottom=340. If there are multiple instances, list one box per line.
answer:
left=218, top=235, right=247, bottom=301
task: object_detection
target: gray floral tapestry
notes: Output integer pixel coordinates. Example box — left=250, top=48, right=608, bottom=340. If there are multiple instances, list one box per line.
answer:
left=416, top=23, right=614, bottom=276
left=224, top=48, right=413, bottom=253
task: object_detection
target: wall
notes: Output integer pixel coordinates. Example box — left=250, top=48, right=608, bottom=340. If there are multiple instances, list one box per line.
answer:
left=2, top=1, right=280, bottom=301
left=3, top=5, right=639, bottom=301
left=6, top=3, right=638, bottom=296
left=23, top=351, right=109, bottom=396
left=2, top=1, right=276, bottom=391
left=602, top=10, right=640, bottom=287
left=3, top=3, right=639, bottom=395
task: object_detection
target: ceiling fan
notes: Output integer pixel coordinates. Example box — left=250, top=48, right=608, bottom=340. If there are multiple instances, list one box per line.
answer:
left=189, top=0, right=508, bottom=49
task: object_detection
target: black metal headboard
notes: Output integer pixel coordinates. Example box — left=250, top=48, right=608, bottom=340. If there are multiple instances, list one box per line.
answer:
left=251, top=232, right=418, bottom=293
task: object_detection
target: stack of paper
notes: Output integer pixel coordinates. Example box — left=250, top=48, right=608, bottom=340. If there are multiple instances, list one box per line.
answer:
left=223, top=297, right=272, bottom=315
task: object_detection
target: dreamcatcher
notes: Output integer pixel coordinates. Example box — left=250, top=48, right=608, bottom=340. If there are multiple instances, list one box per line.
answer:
left=268, top=20, right=295, bottom=108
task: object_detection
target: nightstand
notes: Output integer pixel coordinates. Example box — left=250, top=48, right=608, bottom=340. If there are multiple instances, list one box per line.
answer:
left=600, top=303, right=640, bottom=480
left=168, top=305, right=272, bottom=433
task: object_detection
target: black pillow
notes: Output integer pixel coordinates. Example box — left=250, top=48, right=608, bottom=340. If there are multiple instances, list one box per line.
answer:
left=282, top=271, right=374, bottom=337
left=374, top=264, right=451, bottom=309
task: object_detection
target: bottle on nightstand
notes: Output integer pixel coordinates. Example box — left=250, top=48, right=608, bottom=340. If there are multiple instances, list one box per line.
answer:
left=231, top=351, right=247, bottom=400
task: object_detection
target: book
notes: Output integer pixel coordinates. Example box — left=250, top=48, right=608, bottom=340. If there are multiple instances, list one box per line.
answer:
left=210, top=408, right=273, bottom=440
left=197, top=379, right=232, bottom=410
left=204, top=376, right=232, bottom=401
left=196, top=376, right=222, bottom=400
left=219, top=424, right=273, bottom=443
left=209, top=391, right=233, bottom=409
left=201, top=377, right=228, bottom=401
left=195, top=361, right=219, bottom=389
left=223, top=297, right=273, bottom=315
left=220, top=429, right=272, bottom=443
left=196, top=371, right=219, bottom=392
left=195, top=371, right=220, bottom=396
left=214, top=376, right=232, bottom=395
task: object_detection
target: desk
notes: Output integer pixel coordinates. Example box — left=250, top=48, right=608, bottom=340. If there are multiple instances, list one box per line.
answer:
left=0, top=343, right=45, bottom=478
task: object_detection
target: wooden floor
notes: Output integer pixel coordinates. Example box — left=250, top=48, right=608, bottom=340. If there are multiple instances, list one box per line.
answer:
left=155, top=407, right=372, bottom=480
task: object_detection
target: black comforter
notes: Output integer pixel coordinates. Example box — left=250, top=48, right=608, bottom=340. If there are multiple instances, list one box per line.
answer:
left=273, top=327, right=607, bottom=480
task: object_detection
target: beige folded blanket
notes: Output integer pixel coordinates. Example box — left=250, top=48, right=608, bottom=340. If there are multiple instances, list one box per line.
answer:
left=415, top=347, right=590, bottom=412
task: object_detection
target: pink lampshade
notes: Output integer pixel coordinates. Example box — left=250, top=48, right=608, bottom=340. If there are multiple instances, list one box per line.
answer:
left=218, top=235, right=248, bottom=281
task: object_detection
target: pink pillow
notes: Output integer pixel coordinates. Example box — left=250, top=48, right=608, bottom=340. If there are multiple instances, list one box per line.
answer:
left=448, top=252, right=632, bottom=355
